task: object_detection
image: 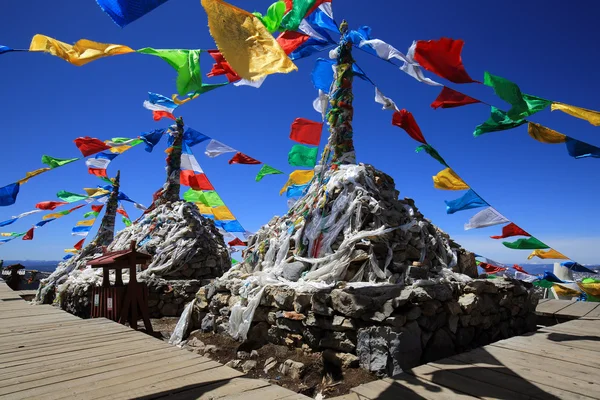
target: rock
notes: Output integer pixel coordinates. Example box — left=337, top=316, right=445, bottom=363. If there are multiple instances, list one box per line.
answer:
left=420, top=300, right=441, bottom=317
left=330, top=289, right=373, bottom=318
left=187, top=337, right=205, bottom=349
left=203, top=344, right=217, bottom=354
left=405, top=306, right=422, bottom=321
left=417, top=312, right=447, bottom=332
left=242, top=360, right=257, bottom=373
left=281, top=261, right=307, bottom=282
left=323, top=349, right=359, bottom=368
left=448, top=315, right=459, bottom=334
left=429, top=285, right=454, bottom=302
left=282, top=311, right=306, bottom=320
left=357, top=323, right=422, bottom=377
left=407, top=266, right=429, bottom=280
left=456, top=326, right=475, bottom=348
left=465, top=281, right=487, bottom=295
left=384, top=315, right=407, bottom=328
left=423, top=329, right=455, bottom=363
left=332, top=315, right=356, bottom=331
left=264, top=357, right=278, bottom=373
left=293, top=293, right=312, bottom=313
left=237, top=351, right=252, bottom=360
left=311, top=291, right=334, bottom=316
left=272, top=287, right=295, bottom=310
left=276, top=317, right=304, bottom=333
left=445, top=301, right=462, bottom=316
left=458, top=293, right=478, bottom=313
left=279, top=359, right=305, bottom=379
left=320, top=331, right=356, bottom=353
left=396, top=287, right=433, bottom=304
left=201, top=313, right=215, bottom=332
left=226, top=359, right=241, bottom=368
left=161, top=302, right=179, bottom=317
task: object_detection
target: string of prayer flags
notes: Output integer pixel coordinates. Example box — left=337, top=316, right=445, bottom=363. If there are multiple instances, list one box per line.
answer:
left=201, top=0, right=297, bottom=81
left=0, top=209, right=41, bottom=227
left=483, top=72, right=551, bottom=121
left=86, top=152, right=118, bottom=177
left=359, top=39, right=408, bottom=64
left=431, top=87, right=481, bottom=109
left=284, top=33, right=329, bottom=61
left=502, top=237, right=549, bottom=250
left=527, top=122, right=567, bottom=144
left=256, top=165, right=284, bottom=182
left=400, top=42, right=442, bottom=87
left=0, top=183, right=20, bottom=207
left=432, top=168, right=469, bottom=190
left=392, top=110, right=427, bottom=144
left=490, top=223, right=529, bottom=239
left=290, top=118, right=323, bottom=146
left=41, top=155, right=79, bottom=169
left=29, top=35, right=134, bottom=66
left=253, top=1, right=286, bottom=33
left=374, top=88, right=398, bottom=111
left=35, top=219, right=55, bottom=227
left=16, top=168, right=51, bottom=185
left=228, top=152, right=261, bottom=165
left=116, top=204, right=131, bottom=227
left=140, top=129, right=166, bottom=152
left=213, top=206, right=235, bottom=221
left=106, top=137, right=143, bottom=154
left=445, top=189, right=487, bottom=214
left=74, top=137, right=112, bottom=157
left=44, top=204, right=86, bottom=221
left=512, top=264, right=530, bottom=275
left=464, top=207, right=509, bottom=230
left=22, top=227, right=34, bottom=241
left=280, top=170, right=314, bottom=195
left=289, top=145, right=318, bottom=167
left=72, top=205, right=101, bottom=237
left=95, top=0, right=170, bottom=27
left=415, top=144, right=448, bottom=167
left=412, top=38, right=478, bottom=84
left=551, top=102, right=600, bottom=126
left=228, top=238, right=246, bottom=247
left=205, top=140, right=237, bottom=158
left=527, top=249, right=569, bottom=260
left=180, top=144, right=215, bottom=191
left=182, top=128, right=211, bottom=147
left=566, top=138, right=600, bottom=159
left=473, top=107, right=526, bottom=137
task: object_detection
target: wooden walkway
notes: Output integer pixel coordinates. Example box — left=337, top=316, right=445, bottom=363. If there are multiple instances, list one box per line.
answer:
left=536, top=298, right=600, bottom=319
left=0, top=282, right=308, bottom=400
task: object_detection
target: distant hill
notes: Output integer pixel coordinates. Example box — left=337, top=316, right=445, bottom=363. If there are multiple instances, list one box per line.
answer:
left=1, top=260, right=59, bottom=272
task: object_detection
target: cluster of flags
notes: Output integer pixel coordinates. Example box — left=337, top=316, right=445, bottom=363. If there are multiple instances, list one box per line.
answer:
left=285, top=118, right=323, bottom=198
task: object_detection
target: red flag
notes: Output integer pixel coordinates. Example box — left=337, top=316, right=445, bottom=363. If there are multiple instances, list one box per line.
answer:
left=116, top=208, right=129, bottom=218
left=180, top=170, right=215, bottom=191
left=479, top=262, right=506, bottom=274
left=228, top=152, right=261, bottom=165
left=289, top=118, right=323, bottom=146
left=228, top=238, right=247, bottom=247
left=35, top=201, right=68, bottom=210
left=512, top=264, right=530, bottom=275
left=74, top=137, right=112, bottom=157
left=88, top=168, right=107, bottom=177
left=490, top=223, right=530, bottom=239
left=392, top=110, right=427, bottom=144
left=207, top=50, right=241, bottom=83
left=414, top=38, right=478, bottom=84
left=68, top=204, right=86, bottom=213
left=153, top=111, right=176, bottom=121
left=23, top=227, right=34, bottom=241
left=276, top=31, right=311, bottom=55
left=74, top=238, right=85, bottom=250
left=431, top=86, right=481, bottom=109
left=92, top=205, right=104, bottom=213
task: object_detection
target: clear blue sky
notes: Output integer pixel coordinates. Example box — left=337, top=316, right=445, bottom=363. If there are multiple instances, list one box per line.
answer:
left=0, top=0, right=598, bottom=264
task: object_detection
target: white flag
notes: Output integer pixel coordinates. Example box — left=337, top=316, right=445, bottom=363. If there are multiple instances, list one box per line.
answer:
left=142, top=100, right=174, bottom=114
left=464, top=207, right=509, bottom=230
left=13, top=210, right=42, bottom=219
left=234, top=76, right=267, bottom=89
left=359, top=39, right=408, bottom=63
left=374, top=88, right=398, bottom=111
left=205, top=140, right=236, bottom=158
left=514, top=271, right=538, bottom=283
left=86, top=157, right=112, bottom=170
left=180, top=153, right=203, bottom=173
left=313, top=90, right=329, bottom=120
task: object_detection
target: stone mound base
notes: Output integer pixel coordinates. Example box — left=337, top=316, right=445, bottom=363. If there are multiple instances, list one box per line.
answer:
left=192, top=277, right=538, bottom=377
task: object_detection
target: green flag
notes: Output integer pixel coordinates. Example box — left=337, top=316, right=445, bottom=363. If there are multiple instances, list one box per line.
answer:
left=41, top=155, right=79, bottom=169
left=137, top=48, right=190, bottom=70
left=183, top=189, right=225, bottom=207
left=111, top=137, right=143, bottom=146
left=533, top=279, right=553, bottom=289
left=474, top=107, right=526, bottom=137
left=484, top=72, right=551, bottom=121
left=232, top=258, right=239, bottom=265
left=84, top=211, right=100, bottom=218
left=502, top=237, right=549, bottom=250
left=416, top=144, right=448, bottom=167
left=202, top=191, right=225, bottom=207
left=288, top=144, right=318, bottom=167
left=253, top=1, right=286, bottom=33
left=123, top=217, right=132, bottom=227
left=256, top=164, right=284, bottom=182
left=56, top=191, right=88, bottom=203
left=280, top=0, right=316, bottom=30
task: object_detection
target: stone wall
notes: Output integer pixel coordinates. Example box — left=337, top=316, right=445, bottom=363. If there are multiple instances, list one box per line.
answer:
left=147, top=278, right=211, bottom=318
left=193, top=277, right=538, bottom=377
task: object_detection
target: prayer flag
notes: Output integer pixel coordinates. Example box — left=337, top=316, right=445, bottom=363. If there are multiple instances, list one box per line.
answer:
left=74, top=137, right=112, bottom=157
left=213, top=206, right=235, bottom=221
left=253, top=1, right=286, bottom=33
left=474, top=107, right=526, bottom=137
left=183, top=190, right=225, bottom=207
left=464, top=207, right=509, bottom=230
left=63, top=254, right=74, bottom=260
left=565, top=137, right=600, bottom=159
left=57, top=191, right=88, bottom=203
left=256, top=165, right=284, bottom=182
left=74, top=238, right=85, bottom=250
left=76, top=219, right=95, bottom=227
left=483, top=72, right=551, bottom=120
left=201, top=0, right=297, bottom=81
left=289, top=118, right=323, bottom=146
left=288, top=144, right=318, bottom=167
left=30, top=35, right=134, bottom=66
left=16, top=168, right=51, bottom=184
left=311, top=58, right=369, bottom=92
left=0, top=218, right=18, bottom=227
left=527, top=122, right=567, bottom=144
left=228, top=238, right=246, bottom=246
left=528, top=249, right=569, bottom=260
left=561, top=262, right=596, bottom=274
left=0, top=45, right=15, bottom=54
left=35, top=201, right=68, bottom=210
left=490, top=223, right=529, bottom=239
left=22, top=227, right=34, bottom=241
left=433, top=168, right=469, bottom=190
left=431, top=86, right=480, bottom=109
left=375, top=88, right=398, bottom=111
left=35, top=219, right=55, bottom=227
left=0, top=183, right=20, bottom=207
left=503, top=237, right=549, bottom=250
left=183, top=128, right=211, bottom=147
left=147, top=92, right=178, bottom=111
left=313, top=90, right=329, bottom=120
left=72, top=226, right=92, bottom=235
left=222, top=219, right=245, bottom=233
left=207, top=50, right=241, bottom=82
left=95, top=0, right=170, bottom=27
left=413, top=38, right=477, bottom=84
left=415, top=144, right=448, bottom=167
left=140, top=129, right=165, bottom=152
left=392, top=110, right=427, bottom=144
left=41, top=155, right=79, bottom=169
left=512, top=265, right=530, bottom=275
left=400, top=41, right=442, bottom=86
left=229, top=152, right=261, bottom=165
left=286, top=183, right=309, bottom=198
left=153, top=110, right=176, bottom=121
left=276, top=31, right=311, bottom=55
left=280, top=170, right=314, bottom=195
left=281, top=0, right=317, bottom=31
left=359, top=39, right=408, bottom=63
left=180, top=170, right=215, bottom=191
left=479, top=262, right=506, bottom=274
left=205, top=140, right=236, bottom=158
left=551, top=102, right=600, bottom=126
left=445, top=189, right=487, bottom=214
left=196, top=203, right=213, bottom=215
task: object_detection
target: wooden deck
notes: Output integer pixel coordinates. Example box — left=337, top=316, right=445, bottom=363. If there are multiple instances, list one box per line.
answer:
left=0, top=282, right=308, bottom=400
left=536, top=298, right=600, bottom=319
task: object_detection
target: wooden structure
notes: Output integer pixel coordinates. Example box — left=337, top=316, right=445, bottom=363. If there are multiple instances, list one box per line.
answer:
left=88, top=241, right=153, bottom=332
left=0, top=281, right=307, bottom=399
left=536, top=298, right=600, bottom=321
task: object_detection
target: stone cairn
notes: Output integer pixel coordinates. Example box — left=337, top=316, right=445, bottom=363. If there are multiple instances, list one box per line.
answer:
left=184, top=22, right=539, bottom=376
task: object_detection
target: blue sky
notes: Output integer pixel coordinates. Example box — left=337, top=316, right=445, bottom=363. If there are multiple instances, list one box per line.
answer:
left=0, top=0, right=598, bottom=264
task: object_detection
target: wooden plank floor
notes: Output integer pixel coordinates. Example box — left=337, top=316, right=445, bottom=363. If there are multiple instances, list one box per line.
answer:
left=349, top=317, right=600, bottom=399
left=536, top=299, right=600, bottom=319
left=0, top=282, right=308, bottom=400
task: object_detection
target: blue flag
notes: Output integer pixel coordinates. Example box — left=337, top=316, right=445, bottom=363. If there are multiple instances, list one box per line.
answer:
left=0, top=183, right=19, bottom=207
left=566, top=137, right=600, bottom=159
left=445, top=189, right=488, bottom=214
left=140, top=129, right=165, bottom=152
left=95, top=0, right=171, bottom=27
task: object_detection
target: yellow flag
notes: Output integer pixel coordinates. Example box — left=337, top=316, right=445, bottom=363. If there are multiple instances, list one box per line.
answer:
left=527, top=122, right=567, bottom=144
left=43, top=213, right=63, bottom=220
left=280, top=170, right=315, bottom=195
left=213, top=206, right=235, bottom=221
left=83, top=188, right=110, bottom=197
left=553, top=284, right=580, bottom=297
left=0, top=233, right=15, bottom=237
left=64, top=248, right=79, bottom=254
left=551, top=102, right=600, bottom=126
left=17, top=167, right=51, bottom=184
left=30, top=35, right=134, bottom=66
left=527, top=249, right=568, bottom=260
left=196, top=203, right=213, bottom=215
left=108, top=144, right=132, bottom=154
left=432, top=168, right=469, bottom=190
left=201, top=0, right=297, bottom=81
left=76, top=219, right=95, bottom=227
